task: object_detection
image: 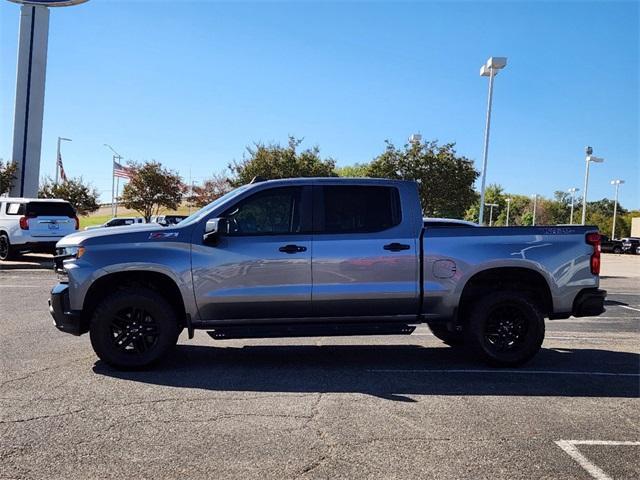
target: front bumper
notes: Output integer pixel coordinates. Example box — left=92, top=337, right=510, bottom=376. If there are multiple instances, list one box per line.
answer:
left=572, top=288, right=607, bottom=317
left=49, top=283, right=88, bottom=336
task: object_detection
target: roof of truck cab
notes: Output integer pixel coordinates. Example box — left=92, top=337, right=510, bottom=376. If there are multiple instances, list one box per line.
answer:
left=254, top=177, right=416, bottom=186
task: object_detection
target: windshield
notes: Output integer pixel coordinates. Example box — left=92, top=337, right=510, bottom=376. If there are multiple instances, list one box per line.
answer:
left=179, top=184, right=253, bottom=226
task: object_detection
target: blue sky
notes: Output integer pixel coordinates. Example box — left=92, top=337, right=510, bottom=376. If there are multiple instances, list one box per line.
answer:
left=1, top=0, right=638, bottom=208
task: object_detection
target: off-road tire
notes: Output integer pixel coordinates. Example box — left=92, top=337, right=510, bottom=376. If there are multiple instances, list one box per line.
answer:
left=464, top=291, right=545, bottom=367
left=90, top=287, right=180, bottom=369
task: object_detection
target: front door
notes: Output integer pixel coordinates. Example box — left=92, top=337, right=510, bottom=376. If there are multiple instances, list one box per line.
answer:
left=192, top=185, right=313, bottom=320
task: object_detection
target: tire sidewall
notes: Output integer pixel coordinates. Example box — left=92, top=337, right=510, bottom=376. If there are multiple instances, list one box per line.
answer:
left=0, top=233, right=12, bottom=261
left=90, top=288, right=179, bottom=369
left=465, top=292, right=545, bottom=366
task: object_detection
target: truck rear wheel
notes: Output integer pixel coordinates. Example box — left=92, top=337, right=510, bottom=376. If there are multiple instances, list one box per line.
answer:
left=428, top=324, right=464, bottom=346
left=464, top=291, right=544, bottom=367
left=89, top=287, right=180, bottom=369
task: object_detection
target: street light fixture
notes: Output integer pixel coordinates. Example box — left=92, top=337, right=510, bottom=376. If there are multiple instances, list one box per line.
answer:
left=610, top=179, right=625, bottom=239
left=485, top=203, right=499, bottom=226
left=478, top=56, right=507, bottom=225
left=505, top=198, right=511, bottom=227
left=408, top=133, right=422, bottom=145
left=104, top=143, right=123, bottom=217
left=55, top=136, right=72, bottom=184
left=581, top=146, right=604, bottom=225
left=567, top=187, right=579, bottom=225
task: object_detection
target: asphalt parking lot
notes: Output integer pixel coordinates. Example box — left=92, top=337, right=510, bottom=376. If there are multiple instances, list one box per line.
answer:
left=1, top=254, right=638, bottom=479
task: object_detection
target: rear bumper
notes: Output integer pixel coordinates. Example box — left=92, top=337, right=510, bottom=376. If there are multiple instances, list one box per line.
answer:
left=15, top=241, right=58, bottom=253
left=49, top=283, right=87, bottom=336
left=572, top=288, right=607, bottom=317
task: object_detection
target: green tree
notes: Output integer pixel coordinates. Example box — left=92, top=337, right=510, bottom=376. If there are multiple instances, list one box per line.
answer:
left=229, top=137, right=337, bottom=186
left=367, top=139, right=479, bottom=218
left=189, top=172, right=232, bottom=208
left=38, top=176, right=100, bottom=216
left=335, top=163, right=370, bottom=177
left=120, top=161, right=185, bottom=221
left=0, top=159, right=18, bottom=195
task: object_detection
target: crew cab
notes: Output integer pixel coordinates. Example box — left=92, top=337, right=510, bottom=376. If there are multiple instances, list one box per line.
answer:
left=49, top=178, right=606, bottom=369
left=0, top=198, right=78, bottom=261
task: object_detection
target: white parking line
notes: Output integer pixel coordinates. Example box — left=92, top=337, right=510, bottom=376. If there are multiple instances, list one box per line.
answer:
left=368, top=369, right=639, bottom=377
left=555, top=440, right=640, bottom=480
left=617, top=305, right=640, bottom=312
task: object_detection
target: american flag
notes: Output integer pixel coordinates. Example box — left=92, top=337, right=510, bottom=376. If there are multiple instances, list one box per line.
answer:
left=113, top=160, right=132, bottom=179
left=57, top=152, right=68, bottom=182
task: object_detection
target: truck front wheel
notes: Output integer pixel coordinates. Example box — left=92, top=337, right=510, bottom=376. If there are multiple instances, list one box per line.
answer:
left=89, top=287, right=180, bottom=369
left=464, top=291, right=545, bottom=367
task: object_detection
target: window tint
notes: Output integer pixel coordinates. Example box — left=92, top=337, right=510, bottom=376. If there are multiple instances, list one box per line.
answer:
left=319, top=186, right=401, bottom=233
left=6, top=203, right=25, bottom=215
left=26, top=202, right=74, bottom=217
left=224, top=187, right=302, bottom=235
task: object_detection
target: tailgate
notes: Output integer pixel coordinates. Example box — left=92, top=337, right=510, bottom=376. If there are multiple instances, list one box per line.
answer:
left=26, top=202, right=77, bottom=238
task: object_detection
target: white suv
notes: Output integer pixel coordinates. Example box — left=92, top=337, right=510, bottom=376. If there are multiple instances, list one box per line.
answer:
left=0, top=198, right=78, bottom=261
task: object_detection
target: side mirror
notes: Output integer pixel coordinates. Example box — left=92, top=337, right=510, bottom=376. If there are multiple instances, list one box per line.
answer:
left=203, top=217, right=227, bottom=243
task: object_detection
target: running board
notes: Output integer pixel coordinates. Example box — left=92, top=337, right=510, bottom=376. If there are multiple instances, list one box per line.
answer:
left=207, top=322, right=416, bottom=340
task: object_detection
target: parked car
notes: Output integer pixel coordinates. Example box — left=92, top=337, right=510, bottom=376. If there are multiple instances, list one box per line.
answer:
left=0, top=198, right=78, bottom=260
left=151, top=214, right=188, bottom=226
left=621, top=237, right=640, bottom=254
left=50, top=178, right=605, bottom=369
left=424, top=217, right=478, bottom=228
left=84, top=217, right=145, bottom=231
left=600, top=235, right=623, bottom=254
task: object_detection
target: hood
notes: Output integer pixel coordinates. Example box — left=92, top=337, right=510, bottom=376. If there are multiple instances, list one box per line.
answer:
left=57, top=223, right=164, bottom=247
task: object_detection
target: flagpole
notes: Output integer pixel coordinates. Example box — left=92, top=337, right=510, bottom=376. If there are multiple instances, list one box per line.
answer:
left=115, top=176, right=119, bottom=217
left=111, top=155, right=115, bottom=217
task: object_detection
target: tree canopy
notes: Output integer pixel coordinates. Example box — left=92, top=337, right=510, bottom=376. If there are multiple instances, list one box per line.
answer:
left=366, top=140, right=479, bottom=218
left=189, top=172, right=232, bottom=208
left=39, top=177, right=100, bottom=216
left=228, top=137, right=337, bottom=186
left=0, top=159, right=17, bottom=196
left=120, top=161, right=185, bottom=221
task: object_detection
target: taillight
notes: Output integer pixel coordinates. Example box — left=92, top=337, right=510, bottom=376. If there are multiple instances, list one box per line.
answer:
left=19, top=216, right=29, bottom=230
left=73, top=216, right=79, bottom=230
left=586, top=232, right=601, bottom=275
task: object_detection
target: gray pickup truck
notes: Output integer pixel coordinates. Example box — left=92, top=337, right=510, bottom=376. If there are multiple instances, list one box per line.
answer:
left=49, top=178, right=606, bottom=369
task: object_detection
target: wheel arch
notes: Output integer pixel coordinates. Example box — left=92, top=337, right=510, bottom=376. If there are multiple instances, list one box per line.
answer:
left=457, top=266, right=553, bottom=322
left=82, top=270, right=187, bottom=326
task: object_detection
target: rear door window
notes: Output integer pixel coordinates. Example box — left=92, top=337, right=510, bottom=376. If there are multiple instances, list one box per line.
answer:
left=26, top=202, right=75, bottom=217
left=316, top=185, right=401, bottom=234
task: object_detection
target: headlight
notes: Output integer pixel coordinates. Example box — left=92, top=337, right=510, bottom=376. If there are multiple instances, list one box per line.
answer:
left=56, top=246, right=86, bottom=259
left=54, top=246, right=86, bottom=274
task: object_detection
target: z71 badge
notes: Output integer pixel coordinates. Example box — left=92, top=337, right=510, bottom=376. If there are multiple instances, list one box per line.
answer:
left=148, top=232, right=179, bottom=240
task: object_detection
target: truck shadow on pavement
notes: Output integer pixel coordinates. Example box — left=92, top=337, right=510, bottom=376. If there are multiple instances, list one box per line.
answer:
left=93, top=344, right=640, bottom=400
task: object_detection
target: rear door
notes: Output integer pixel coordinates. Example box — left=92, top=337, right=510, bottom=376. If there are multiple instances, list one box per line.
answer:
left=311, top=184, right=419, bottom=317
left=26, top=201, right=77, bottom=237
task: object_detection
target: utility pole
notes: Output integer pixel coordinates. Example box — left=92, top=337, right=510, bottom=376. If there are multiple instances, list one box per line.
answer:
left=505, top=198, right=511, bottom=226
left=610, top=180, right=625, bottom=239
left=567, top=187, right=579, bottom=225
left=532, top=194, right=538, bottom=226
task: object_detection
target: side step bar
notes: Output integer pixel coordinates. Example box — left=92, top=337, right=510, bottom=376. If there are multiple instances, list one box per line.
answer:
left=207, top=322, right=416, bottom=340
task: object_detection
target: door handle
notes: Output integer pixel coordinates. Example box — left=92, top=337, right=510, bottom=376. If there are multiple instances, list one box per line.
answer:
left=383, top=242, right=410, bottom=252
left=279, top=244, right=307, bottom=254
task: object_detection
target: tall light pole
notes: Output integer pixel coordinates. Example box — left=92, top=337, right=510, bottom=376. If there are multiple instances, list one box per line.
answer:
left=55, top=136, right=72, bottom=184
left=478, top=56, right=507, bottom=225
left=567, top=187, right=579, bottom=225
left=581, top=146, right=604, bottom=225
left=485, top=203, right=499, bottom=226
left=610, top=179, right=625, bottom=239
left=104, top=144, right=123, bottom=217
left=505, top=198, right=511, bottom=226
left=532, top=194, right=538, bottom=226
